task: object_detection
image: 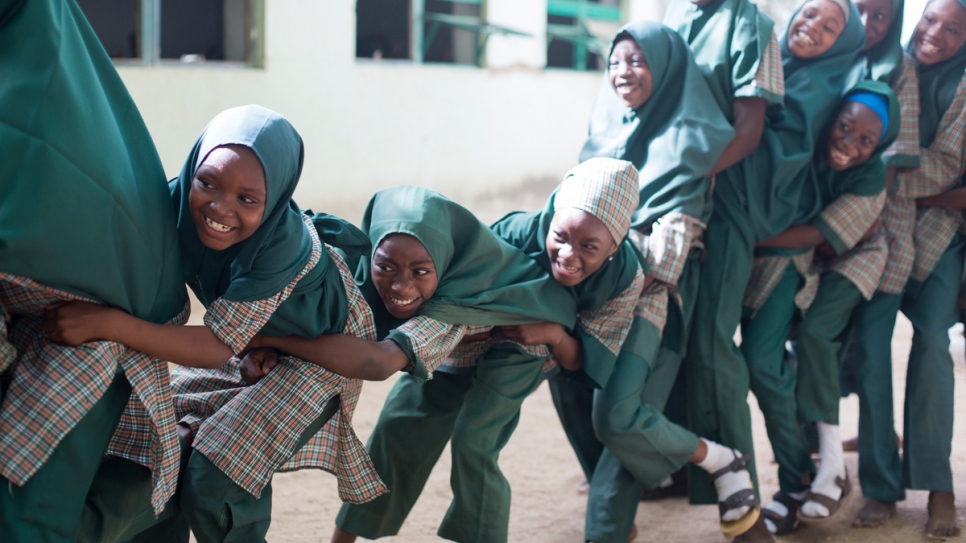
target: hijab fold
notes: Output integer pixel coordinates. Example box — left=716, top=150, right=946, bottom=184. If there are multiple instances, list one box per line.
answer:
left=579, top=21, right=735, bottom=228
left=0, top=0, right=185, bottom=323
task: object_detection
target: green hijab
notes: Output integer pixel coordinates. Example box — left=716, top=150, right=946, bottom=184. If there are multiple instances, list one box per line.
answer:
left=579, top=21, right=735, bottom=227
left=810, top=81, right=901, bottom=214
left=849, top=0, right=905, bottom=86
left=907, top=0, right=966, bottom=147
left=490, top=159, right=646, bottom=387
left=0, top=0, right=185, bottom=324
left=173, top=105, right=312, bottom=306
left=355, top=186, right=579, bottom=338
left=723, top=0, right=866, bottom=242
left=664, top=0, right=781, bottom=119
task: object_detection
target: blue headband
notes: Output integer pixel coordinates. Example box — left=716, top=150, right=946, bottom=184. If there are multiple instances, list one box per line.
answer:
left=846, top=92, right=889, bottom=139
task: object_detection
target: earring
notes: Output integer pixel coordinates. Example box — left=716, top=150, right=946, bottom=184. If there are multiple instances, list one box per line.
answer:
left=608, top=255, right=614, bottom=261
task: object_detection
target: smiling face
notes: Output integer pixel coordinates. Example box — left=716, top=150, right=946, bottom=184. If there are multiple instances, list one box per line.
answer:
left=855, top=0, right=894, bottom=51
left=189, top=145, right=267, bottom=251
left=912, top=0, right=966, bottom=65
left=787, top=0, right=847, bottom=58
left=608, top=38, right=653, bottom=110
left=826, top=101, right=884, bottom=170
left=370, top=233, right=439, bottom=319
left=545, top=208, right=619, bottom=287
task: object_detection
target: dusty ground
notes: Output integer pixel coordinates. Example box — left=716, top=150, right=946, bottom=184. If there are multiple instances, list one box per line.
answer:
left=254, top=315, right=966, bottom=543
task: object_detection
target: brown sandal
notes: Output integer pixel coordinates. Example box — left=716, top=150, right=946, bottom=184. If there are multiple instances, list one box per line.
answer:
left=797, top=470, right=852, bottom=524
left=709, top=450, right=761, bottom=538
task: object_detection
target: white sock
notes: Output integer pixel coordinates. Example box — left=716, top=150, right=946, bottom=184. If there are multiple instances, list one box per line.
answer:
left=697, top=439, right=753, bottom=522
left=800, top=422, right=846, bottom=518
left=657, top=475, right=674, bottom=489
left=762, top=491, right=807, bottom=533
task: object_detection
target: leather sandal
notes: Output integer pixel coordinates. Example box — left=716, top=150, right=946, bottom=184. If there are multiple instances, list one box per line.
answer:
left=797, top=470, right=852, bottom=524
left=709, top=450, right=761, bottom=538
left=761, top=490, right=803, bottom=535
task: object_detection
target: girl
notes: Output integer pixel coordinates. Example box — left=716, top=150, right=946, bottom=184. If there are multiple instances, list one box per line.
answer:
left=739, top=83, right=899, bottom=534
left=850, top=0, right=966, bottom=537
left=0, top=0, right=188, bottom=539
left=244, top=184, right=581, bottom=543
left=48, top=105, right=386, bottom=542
left=684, top=1, right=863, bottom=537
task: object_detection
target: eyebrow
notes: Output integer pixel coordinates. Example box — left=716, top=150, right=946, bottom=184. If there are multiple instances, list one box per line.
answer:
left=410, top=259, right=435, bottom=266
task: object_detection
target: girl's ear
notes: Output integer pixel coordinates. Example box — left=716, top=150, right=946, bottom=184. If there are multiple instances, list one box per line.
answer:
left=608, top=240, right=619, bottom=257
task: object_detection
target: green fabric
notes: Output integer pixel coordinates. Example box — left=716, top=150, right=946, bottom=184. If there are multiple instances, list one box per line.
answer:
left=174, top=105, right=310, bottom=305
left=720, top=0, right=866, bottom=242
left=356, top=186, right=578, bottom=339
left=336, top=371, right=472, bottom=539
left=0, top=367, right=130, bottom=543
left=742, top=264, right=814, bottom=493
left=490, top=191, right=641, bottom=388
left=898, top=235, right=963, bottom=493
left=794, top=271, right=862, bottom=426
left=909, top=0, right=966, bottom=147
left=0, top=0, right=185, bottom=324
left=849, top=0, right=905, bottom=86
left=664, top=0, right=781, bottom=118
left=547, top=375, right=601, bottom=481
left=852, top=291, right=905, bottom=502
left=579, top=21, right=735, bottom=226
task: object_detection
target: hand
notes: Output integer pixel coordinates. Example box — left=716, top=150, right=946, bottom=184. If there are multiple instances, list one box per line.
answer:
left=498, top=322, right=565, bottom=346
left=461, top=329, right=494, bottom=343
left=43, top=301, right=118, bottom=346
left=814, top=241, right=837, bottom=262
left=239, top=347, right=279, bottom=385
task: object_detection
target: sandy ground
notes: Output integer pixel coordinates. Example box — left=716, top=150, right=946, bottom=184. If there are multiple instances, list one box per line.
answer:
left=251, top=315, right=966, bottom=543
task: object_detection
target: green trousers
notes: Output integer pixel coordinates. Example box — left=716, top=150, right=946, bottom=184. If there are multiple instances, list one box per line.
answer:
left=742, top=264, right=813, bottom=493
left=337, top=348, right=545, bottom=543
left=0, top=366, right=131, bottom=543
left=584, top=317, right=700, bottom=543
left=95, top=395, right=339, bottom=543
left=794, top=271, right=862, bottom=426
left=856, top=234, right=965, bottom=500
left=685, top=197, right=758, bottom=504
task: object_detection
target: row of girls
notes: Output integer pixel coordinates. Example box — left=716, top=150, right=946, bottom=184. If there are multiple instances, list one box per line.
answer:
left=1, top=0, right=964, bottom=542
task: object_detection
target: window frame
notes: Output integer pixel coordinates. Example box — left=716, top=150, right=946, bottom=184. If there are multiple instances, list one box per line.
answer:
left=546, top=0, right=623, bottom=70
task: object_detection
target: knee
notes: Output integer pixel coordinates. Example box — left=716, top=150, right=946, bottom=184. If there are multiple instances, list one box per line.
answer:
left=592, top=400, right=637, bottom=446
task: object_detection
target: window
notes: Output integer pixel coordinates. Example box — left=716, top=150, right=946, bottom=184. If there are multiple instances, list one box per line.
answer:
left=76, top=0, right=263, bottom=66
left=546, top=0, right=622, bottom=70
left=355, top=0, right=529, bottom=66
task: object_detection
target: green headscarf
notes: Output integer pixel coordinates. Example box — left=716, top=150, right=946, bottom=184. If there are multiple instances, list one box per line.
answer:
left=804, top=81, right=901, bottom=253
left=355, top=186, right=580, bottom=338
left=907, top=0, right=966, bottom=147
left=0, top=0, right=185, bottom=324
left=664, top=0, right=781, bottom=119
left=579, top=21, right=735, bottom=227
left=849, top=0, right=905, bottom=86
left=173, top=105, right=313, bottom=306
left=722, top=0, right=866, bottom=242
left=490, top=159, right=646, bottom=387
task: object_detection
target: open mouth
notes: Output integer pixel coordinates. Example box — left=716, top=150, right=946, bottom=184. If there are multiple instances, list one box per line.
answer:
left=204, top=215, right=236, bottom=234
left=795, top=28, right=817, bottom=47
left=615, top=81, right=639, bottom=96
left=918, top=39, right=942, bottom=56
left=554, top=260, right=581, bottom=276
left=829, top=146, right=853, bottom=167
left=388, top=295, right=418, bottom=307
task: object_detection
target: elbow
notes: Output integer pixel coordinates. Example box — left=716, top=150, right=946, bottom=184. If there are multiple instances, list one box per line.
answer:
left=366, top=363, right=397, bottom=381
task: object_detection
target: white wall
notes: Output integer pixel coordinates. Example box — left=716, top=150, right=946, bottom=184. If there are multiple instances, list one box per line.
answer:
left=117, top=0, right=604, bottom=223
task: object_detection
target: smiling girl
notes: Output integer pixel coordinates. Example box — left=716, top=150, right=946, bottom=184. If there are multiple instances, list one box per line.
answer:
left=47, top=105, right=388, bottom=542
left=844, top=0, right=966, bottom=537
left=739, top=83, right=898, bottom=535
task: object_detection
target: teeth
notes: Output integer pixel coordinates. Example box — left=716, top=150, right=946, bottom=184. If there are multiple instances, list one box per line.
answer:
left=798, top=30, right=815, bottom=46
left=558, top=262, right=579, bottom=273
left=831, top=148, right=851, bottom=165
left=205, top=216, right=234, bottom=233
left=389, top=296, right=416, bottom=306
left=921, top=42, right=941, bottom=55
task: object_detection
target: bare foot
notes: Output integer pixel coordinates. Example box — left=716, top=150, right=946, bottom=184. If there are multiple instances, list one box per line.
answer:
left=330, top=527, right=358, bottom=543
left=852, top=498, right=896, bottom=528
left=926, top=491, right=960, bottom=540
left=732, top=516, right=776, bottom=543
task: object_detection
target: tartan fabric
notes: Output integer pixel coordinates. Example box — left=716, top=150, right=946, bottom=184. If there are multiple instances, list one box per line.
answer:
left=631, top=212, right=705, bottom=286
left=736, top=30, right=785, bottom=101
left=821, top=233, right=888, bottom=299
left=742, top=251, right=819, bottom=314
left=172, top=216, right=386, bottom=503
left=904, top=75, right=966, bottom=281
left=635, top=280, right=672, bottom=335
left=0, top=273, right=189, bottom=512
left=818, top=192, right=887, bottom=252
left=581, top=267, right=646, bottom=351
left=0, top=304, right=14, bottom=372
left=444, top=329, right=554, bottom=373
left=556, top=158, right=640, bottom=244
left=877, top=56, right=924, bottom=293
left=394, top=316, right=469, bottom=377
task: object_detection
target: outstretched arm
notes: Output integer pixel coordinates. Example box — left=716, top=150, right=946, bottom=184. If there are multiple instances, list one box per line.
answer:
left=755, top=224, right=825, bottom=250
left=249, top=333, right=410, bottom=381
left=709, top=97, right=768, bottom=176
left=498, top=323, right=582, bottom=371
left=45, top=301, right=232, bottom=369
left=918, top=186, right=966, bottom=209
